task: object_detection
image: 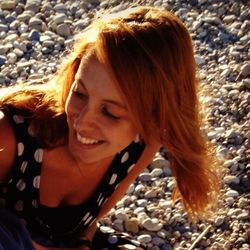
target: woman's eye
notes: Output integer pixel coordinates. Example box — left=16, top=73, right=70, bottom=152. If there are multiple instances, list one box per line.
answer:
left=102, top=106, right=120, bottom=120
left=72, top=89, right=87, bottom=99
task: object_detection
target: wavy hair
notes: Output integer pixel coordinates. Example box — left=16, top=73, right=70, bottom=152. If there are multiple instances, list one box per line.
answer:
left=0, top=6, right=219, bottom=217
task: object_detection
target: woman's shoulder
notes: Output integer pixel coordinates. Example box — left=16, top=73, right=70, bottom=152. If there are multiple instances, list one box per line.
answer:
left=0, top=110, right=17, bottom=182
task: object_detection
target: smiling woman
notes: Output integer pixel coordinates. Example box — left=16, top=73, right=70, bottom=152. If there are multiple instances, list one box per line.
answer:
left=0, top=5, right=219, bottom=250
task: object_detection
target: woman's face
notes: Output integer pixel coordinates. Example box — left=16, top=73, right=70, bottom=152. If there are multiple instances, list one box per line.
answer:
left=65, top=56, right=137, bottom=166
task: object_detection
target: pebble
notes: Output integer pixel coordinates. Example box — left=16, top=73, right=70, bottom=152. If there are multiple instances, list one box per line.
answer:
left=151, top=156, right=170, bottom=169
left=237, top=211, right=249, bottom=220
left=167, top=180, right=176, bottom=191
left=115, top=209, right=129, bottom=221
left=138, top=173, right=152, bottom=182
left=53, top=13, right=67, bottom=25
left=5, top=34, right=19, bottom=42
left=56, top=23, right=71, bottom=37
left=241, top=64, right=250, bottom=77
left=1, top=1, right=17, bottom=10
left=136, top=199, right=147, bottom=207
left=142, top=218, right=163, bottom=231
left=159, top=200, right=173, bottom=209
left=151, top=168, right=163, bottom=177
left=124, top=218, right=139, bottom=233
left=223, top=175, right=240, bottom=185
left=7, top=52, right=17, bottom=64
left=223, top=159, right=236, bottom=168
left=28, top=30, right=40, bottom=41
left=152, top=237, right=166, bottom=246
left=214, top=216, right=225, bottom=226
left=137, top=234, right=152, bottom=244
left=0, top=25, right=9, bottom=33
left=225, top=190, right=239, bottom=198
left=0, top=56, right=7, bottom=66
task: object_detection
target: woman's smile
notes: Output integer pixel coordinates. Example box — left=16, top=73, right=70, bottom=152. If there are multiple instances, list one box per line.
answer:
left=76, top=132, right=102, bottom=145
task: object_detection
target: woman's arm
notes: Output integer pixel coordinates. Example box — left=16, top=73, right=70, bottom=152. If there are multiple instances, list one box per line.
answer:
left=0, top=111, right=16, bottom=182
left=85, top=137, right=161, bottom=241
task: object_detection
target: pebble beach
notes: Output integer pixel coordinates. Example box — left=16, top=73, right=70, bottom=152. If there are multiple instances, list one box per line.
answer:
left=0, top=0, right=249, bottom=249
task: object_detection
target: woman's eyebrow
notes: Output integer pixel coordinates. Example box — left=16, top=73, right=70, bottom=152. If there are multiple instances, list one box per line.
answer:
left=75, top=78, right=88, bottom=91
left=75, top=78, right=127, bottom=110
left=103, top=99, right=127, bottom=110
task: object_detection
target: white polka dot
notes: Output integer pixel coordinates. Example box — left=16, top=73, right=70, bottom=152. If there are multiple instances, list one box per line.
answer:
left=33, top=176, right=40, bottom=189
left=109, top=173, right=117, bottom=185
left=123, top=244, right=137, bottom=250
left=84, top=215, right=93, bottom=225
left=13, top=115, right=24, bottom=124
left=34, top=149, right=43, bottom=163
left=127, top=164, right=135, bottom=173
left=20, top=161, right=28, bottom=173
left=88, top=218, right=96, bottom=227
left=15, top=200, right=24, bottom=211
left=131, top=240, right=140, bottom=246
left=82, top=212, right=91, bottom=222
left=108, top=235, right=118, bottom=244
left=97, top=193, right=102, bottom=203
left=28, top=124, right=35, bottom=137
left=134, top=134, right=140, bottom=143
left=17, top=143, right=24, bottom=156
left=16, top=179, right=26, bottom=191
left=114, top=184, right=119, bottom=190
left=98, top=197, right=104, bottom=207
left=32, top=199, right=38, bottom=208
left=121, top=152, right=129, bottom=163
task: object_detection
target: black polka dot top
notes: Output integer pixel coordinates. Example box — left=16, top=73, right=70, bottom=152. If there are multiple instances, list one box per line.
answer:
left=0, top=105, right=145, bottom=247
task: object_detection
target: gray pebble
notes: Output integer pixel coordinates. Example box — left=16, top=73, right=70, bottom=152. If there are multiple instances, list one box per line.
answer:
left=214, top=216, right=225, bottom=226
left=28, top=29, right=40, bottom=41
left=241, top=64, right=250, bottom=77
left=53, top=13, right=67, bottom=25
left=152, top=237, right=166, bottom=246
left=224, top=175, right=240, bottom=185
left=7, top=52, right=17, bottom=64
left=137, top=234, right=152, bottom=244
left=0, top=74, right=5, bottom=84
left=0, top=24, right=9, bottom=32
left=142, top=218, right=163, bottom=231
left=225, top=190, right=239, bottom=198
left=136, top=199, right=147, bottom=207
left=237, top=210, right=249, bottom=220
left=1, top=1, right=17, bottom=10
left=0, top=56, right=7, bottom=66
left=138, top=173, right=152, bottom=182
left=56, top=23, right=71, bottom=37
left=25, top=0, right=41, bottom=13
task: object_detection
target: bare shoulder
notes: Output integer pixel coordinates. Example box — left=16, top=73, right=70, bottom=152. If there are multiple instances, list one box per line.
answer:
left=0, top=110, right=16, bottom=182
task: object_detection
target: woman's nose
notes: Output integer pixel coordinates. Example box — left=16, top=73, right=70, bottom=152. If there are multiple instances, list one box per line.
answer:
left=73, top=105, right=96, bottom=131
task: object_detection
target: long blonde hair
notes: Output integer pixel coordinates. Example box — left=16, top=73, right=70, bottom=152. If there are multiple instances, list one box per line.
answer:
left=0, top=6, right=219, bottom=217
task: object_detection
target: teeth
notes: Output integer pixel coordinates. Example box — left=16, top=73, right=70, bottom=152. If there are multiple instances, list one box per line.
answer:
left=77, top=133, right=100, bottom=145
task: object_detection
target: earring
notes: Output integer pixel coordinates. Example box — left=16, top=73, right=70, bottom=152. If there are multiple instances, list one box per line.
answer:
left=134, top=133, right=140, bottom=143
